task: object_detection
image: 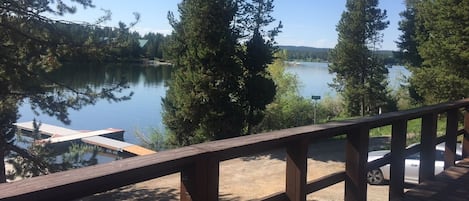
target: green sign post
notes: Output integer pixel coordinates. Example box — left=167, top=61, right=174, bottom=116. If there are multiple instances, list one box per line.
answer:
left=311, top=95, right=321, bottom=124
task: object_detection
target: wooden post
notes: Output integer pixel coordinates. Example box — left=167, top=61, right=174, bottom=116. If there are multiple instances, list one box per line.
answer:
left=444, top=109, right=458, bottom=169
left=419, top=113, right=437, bottom=183
left=389, top=120, right=407, bottom=200
left=464, top=110, right=469, bottom=159
left=345, top=126, right=369, bottom=201
left=181, top=156, right=219, bottom=201
left=286, top=140, right=309, bottom=201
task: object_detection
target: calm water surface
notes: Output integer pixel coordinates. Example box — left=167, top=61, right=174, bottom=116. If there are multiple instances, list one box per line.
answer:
left=18, top=62, right=409, bottom=146
left=18, top=63, right=171, bottom=145
left=286, top=62, right=410, bottom=98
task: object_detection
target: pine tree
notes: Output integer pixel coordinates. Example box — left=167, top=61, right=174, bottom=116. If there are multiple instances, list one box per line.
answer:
left=0, top=0, right=132, bottom=183
left=329, top=0, right=390, bottom=116
left=396, top=0, right=423, bottom=68
left=240, top=0, right=281, bottom=134
left=408, top=0, right=469, bottom=104
left=396, top=0, right=425, bottom=104
left=163, top=0, right=245, bottom=145
left=163, top=0, right=282, bottom=145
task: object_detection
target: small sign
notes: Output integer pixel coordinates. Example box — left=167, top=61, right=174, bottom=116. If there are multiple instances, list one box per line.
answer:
left=311, top=95, right=321, bottom=100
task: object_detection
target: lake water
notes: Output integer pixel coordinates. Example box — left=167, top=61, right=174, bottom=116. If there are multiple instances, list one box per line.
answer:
left=286, top=62, right=410, bottom=98
left=18, top=62, right=409, bottom=146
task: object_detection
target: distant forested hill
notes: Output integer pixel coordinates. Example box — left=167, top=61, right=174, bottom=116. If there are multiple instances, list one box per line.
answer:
left=278, top=45, right=399, bottom=65
left=278, top=46, right=330, bottom=62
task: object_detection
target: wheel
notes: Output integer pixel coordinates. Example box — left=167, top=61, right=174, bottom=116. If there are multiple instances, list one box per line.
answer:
left=367, top=169, right=384, bottom=185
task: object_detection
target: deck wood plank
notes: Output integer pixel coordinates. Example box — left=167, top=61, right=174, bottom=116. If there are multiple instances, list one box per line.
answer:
left=403, top=158, right=469, bottom=201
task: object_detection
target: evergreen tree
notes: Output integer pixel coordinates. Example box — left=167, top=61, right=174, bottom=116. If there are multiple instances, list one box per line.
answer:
left=395, top=0, right=425, bottom=104
left=408, top=0, right=469, bottom=104
left=396, top=0, right=423, bottom=68
left=329, top=0, right=390, bottom=116
left=163, top=0, right=281, bottom=145
left=240, top=0, right=281, bottom=134
left=143, top=33, right=166, bottom=59
left=163, top=0, right=244, bottom=145
left=0, top=0, right=131, bottom=183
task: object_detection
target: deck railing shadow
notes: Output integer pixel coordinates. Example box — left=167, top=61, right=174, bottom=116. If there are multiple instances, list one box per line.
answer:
left=1, top=98, right=469, bottom=201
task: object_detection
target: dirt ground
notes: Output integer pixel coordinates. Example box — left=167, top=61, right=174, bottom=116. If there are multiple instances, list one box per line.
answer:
left=79, top=138, right=392, bottom=201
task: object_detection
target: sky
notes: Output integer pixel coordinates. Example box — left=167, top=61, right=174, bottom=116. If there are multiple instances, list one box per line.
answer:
left=52, top=0, right=406, bottom=50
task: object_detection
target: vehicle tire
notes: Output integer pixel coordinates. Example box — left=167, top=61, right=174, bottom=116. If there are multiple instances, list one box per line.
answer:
left=367, top=169, right=384, bottom=185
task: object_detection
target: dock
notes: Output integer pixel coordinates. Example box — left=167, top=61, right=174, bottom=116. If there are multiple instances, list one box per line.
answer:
left=15, top=121, right=156, bottom=156
left=15, top=121, right=81, bottom=137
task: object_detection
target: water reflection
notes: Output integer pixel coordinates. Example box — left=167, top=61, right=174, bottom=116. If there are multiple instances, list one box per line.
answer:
left=48, top=63, right=172, bottom=88
left=19, top=63, right=173, bottom=147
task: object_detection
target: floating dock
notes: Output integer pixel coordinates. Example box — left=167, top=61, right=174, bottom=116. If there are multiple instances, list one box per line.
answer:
left=14, top=121, right=156, bottom=156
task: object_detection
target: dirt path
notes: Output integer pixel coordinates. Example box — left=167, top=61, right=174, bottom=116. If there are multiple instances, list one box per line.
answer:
left=80, top=138, right=391, bottom=201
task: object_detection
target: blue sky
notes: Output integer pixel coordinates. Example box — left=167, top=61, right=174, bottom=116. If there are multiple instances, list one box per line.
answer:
left=53, top=0, right=406, bottom=50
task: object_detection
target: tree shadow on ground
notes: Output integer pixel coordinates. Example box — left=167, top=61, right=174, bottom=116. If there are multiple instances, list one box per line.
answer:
left=77, top=186, right=178, bottom=201
left=241, top=137, right=391, bottom=163
left=77, top=186, right=243, bottom=201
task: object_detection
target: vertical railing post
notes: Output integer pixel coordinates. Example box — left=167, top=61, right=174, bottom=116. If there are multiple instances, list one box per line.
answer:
left=419, top=113, right=437, bottom=183
left=286, top=139, right=309, bottom=201
left=389, top=120, right=407, bottom=200
left=345, top=126, right=369, bottom=201
left=464, top=109, right=469, bottom=159
left=181, top=156, right=219, bottom=201
left=444, top=109, right=459, bottom=169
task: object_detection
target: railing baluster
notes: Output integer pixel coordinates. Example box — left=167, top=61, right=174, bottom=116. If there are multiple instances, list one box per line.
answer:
left=464, top=110, right=469, bottom=159
left=345, top=126, right=369, bottom=201
left=444, top=109, right=459, bottom=169
left=389, top=120, right=407, bottom=200
left=419, top=113, right=437, bottom=183
left=285, top=139, right=308, bottom=201
left=181, top=156, right=219, bottom=201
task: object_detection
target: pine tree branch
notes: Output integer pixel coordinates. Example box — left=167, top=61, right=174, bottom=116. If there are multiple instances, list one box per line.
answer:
left=7, top=143, right=48, bottom=175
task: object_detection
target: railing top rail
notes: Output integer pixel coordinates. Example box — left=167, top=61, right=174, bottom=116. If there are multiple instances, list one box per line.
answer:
left=201, top=98, right=469, bottom=160
left=1, top=98, right=468, bottom=200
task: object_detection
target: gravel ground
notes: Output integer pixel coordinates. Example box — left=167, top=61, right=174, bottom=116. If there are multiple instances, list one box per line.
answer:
left=77, top=138, right=391, bottom=201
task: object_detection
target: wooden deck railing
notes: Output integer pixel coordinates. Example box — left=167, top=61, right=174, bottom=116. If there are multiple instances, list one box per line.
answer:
left=1, top=98, right=469, bottom=201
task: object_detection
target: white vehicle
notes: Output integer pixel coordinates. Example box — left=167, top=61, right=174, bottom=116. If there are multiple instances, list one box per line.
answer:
left=367, top=142, right=463, bottom=185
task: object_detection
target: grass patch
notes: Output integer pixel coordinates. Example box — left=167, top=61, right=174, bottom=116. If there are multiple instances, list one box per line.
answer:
left=370, top=117, right=451, bottom=145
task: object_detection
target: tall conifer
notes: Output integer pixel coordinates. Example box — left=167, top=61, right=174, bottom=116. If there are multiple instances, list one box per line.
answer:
left=408, top=0, right=469, bottom=104
left=241, top=0, right=281, bottom=134
left=163, top=0, right=244, bottom=145
left=396, top=0, right=425, bottom=103
left=329, top=0, right=390, bottom=116
left=163, top=0, right=281, bottom=145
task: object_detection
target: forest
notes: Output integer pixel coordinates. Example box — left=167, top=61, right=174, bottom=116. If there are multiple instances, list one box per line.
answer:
left=279, top=45, right=399, bottom=65
left=52, top=22, right=169, bottom=62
